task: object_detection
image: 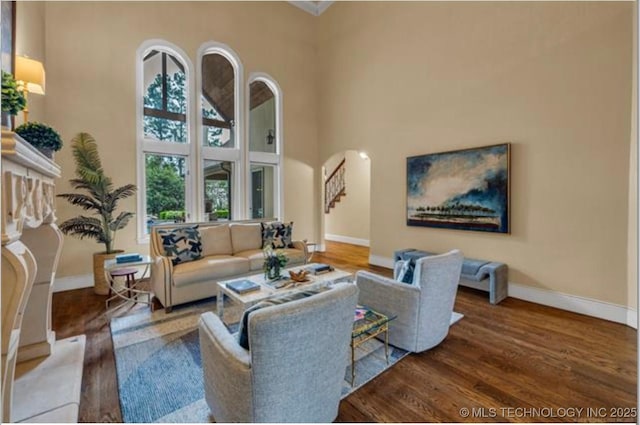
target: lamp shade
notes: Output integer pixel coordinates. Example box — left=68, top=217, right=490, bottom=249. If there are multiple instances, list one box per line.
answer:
left=16, top=56, right=45, bottom=95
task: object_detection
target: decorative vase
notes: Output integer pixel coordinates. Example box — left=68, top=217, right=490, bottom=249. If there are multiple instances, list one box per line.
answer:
left=37, top=147, right=54, bottom=159
left=266, top=262, right=280, bottom=280
left=1, top=112, right=11, bottom=130
left=93, top=250, right=124, bottom=295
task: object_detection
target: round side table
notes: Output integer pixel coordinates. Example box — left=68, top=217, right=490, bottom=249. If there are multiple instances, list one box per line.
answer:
left=108, top=267, right=138, bottom=298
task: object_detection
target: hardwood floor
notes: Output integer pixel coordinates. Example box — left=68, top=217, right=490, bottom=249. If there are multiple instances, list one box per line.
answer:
left=52, top=241, right=637, bottom=423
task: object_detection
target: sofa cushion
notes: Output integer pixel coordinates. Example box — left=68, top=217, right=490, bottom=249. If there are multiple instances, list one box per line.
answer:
left=230, top=223, right=262, bottom=254
left=235, top=248, right=307, bottom=271
left=261, top=221, right=294, bottom=249
left=157, top=225, right=202, bottom=266
left=237, top=286, right=330, bottom=350
left=172, top=255, right=249, bottom=287
left=200, top=224, right=233, bottom=257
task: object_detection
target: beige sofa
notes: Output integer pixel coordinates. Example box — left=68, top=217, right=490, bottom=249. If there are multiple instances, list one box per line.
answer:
left=150, top=221, right=308, bottom=311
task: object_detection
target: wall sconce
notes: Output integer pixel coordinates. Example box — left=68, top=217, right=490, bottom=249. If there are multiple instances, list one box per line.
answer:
left=359, top=151, right=369, bottom=160
left=266, top=129, right=275, bottom=145
left=15, top=56, right=46, bottom=123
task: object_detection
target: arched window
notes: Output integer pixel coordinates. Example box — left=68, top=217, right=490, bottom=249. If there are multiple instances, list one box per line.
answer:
left=137, top=41, right=194, bottom=241
left=247, top=74, right=283, bottom=219
left=197, top=43, right=244, bottom=222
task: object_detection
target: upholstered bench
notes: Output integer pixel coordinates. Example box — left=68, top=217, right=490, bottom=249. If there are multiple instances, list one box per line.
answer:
left=394, top=248, right=508, bottom=304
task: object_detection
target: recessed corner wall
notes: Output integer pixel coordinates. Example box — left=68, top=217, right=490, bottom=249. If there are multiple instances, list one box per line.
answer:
left=318, top=2, right=634, bottom=306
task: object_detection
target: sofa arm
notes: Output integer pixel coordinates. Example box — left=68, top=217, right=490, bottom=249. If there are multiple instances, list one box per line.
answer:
left=479, top=262, right=508, bottom=304
left=199, top=312, right=253, bottom=422
left=290, top=240, right=309, bottom=263
left=150, top=254, right=174, bottom=311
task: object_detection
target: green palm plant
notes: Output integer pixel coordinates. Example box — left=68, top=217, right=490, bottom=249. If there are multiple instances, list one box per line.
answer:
left=57, top=132, right=136, bottom=254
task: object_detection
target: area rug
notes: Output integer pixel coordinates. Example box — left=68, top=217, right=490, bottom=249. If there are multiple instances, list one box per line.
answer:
left=111, top=299, right=463, bottom=423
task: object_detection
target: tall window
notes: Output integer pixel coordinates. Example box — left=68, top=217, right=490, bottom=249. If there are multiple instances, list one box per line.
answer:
left=138, top=43, right=193, bottom=240
left=198, top=46, right=242, bottom=222
left=248, top=76, right=281, bottom=219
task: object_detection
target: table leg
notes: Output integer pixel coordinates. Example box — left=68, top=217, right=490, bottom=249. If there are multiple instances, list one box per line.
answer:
left=350, top=339, right=356, bottom=386
left=217, top=289, right=225, bottom=320
left=385, top=326, right=390, bottom=364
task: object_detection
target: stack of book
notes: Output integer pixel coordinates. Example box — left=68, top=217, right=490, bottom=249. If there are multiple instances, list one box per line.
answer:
left=226, top=279, right=261, bottom=294
left=116, top=253, right=143, bottom=264
left=306, top=263, right=334, bottom=275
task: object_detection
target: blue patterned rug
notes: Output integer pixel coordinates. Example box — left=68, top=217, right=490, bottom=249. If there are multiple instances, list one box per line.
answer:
left=111, top=299, right=461, bottom=423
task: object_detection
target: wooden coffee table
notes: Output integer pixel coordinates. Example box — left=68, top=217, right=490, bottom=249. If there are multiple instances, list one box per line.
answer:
left=216, top=263, right=352, bottom=322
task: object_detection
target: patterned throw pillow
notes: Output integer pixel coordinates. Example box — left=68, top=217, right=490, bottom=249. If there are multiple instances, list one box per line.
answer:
left=396, top=260, right=415, bottom=284
left=237, top=286, right=330, bottom=350
left=261, top=221, right=294, bottom=249
left=157, top=225, right=203, bottom=266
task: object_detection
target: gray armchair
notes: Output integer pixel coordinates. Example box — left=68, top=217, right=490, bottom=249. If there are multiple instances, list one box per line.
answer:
left=355, top=249, right=463, bottom=353
left=198, top=282, right=358, bottom=423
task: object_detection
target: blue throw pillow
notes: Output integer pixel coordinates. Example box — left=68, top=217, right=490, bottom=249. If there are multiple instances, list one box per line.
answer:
left=157, top=225, right=202, bottom=266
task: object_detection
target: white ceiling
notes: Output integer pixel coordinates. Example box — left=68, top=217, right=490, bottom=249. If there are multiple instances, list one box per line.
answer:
left=288, top=1, right=334, bottom=16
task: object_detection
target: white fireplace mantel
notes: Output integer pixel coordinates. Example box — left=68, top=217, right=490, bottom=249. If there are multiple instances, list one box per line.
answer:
left=1, top=129, right=85, bottom=423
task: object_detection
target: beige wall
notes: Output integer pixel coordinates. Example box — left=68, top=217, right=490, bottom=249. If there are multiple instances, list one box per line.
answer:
left=318, top=2, right=634, bottom=306
left=15, top=1, right=45, bottom=124
left=324, top=150, right=371, bottom=242
left=43, top=1, right=319, bottom=277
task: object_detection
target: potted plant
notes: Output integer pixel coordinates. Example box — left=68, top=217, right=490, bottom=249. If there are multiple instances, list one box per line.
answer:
left=57, top=132, right=137, bottom=295
left=1, top=70, right=26, bottom=129
left=15, top=122, right=63, bottom=158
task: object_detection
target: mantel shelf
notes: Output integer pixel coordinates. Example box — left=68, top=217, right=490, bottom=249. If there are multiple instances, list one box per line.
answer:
left=1, top=129, right=61, bottom=179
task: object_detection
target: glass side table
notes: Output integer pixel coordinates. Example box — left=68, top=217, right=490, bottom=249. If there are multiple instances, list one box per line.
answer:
left=351, top=305, right=396, bottom=386
left=104, top=255, right=153, bottom=309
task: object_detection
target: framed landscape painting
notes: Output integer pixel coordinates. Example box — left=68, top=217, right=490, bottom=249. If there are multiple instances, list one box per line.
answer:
left=407, top=143, right=510, bottom=233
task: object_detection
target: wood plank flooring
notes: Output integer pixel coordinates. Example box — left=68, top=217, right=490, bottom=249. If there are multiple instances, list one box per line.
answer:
left=51, top=241, right=637, bottom=423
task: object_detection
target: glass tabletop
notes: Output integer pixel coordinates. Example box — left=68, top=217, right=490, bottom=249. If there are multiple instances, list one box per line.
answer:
left=352, top=305, right=396, bottom=338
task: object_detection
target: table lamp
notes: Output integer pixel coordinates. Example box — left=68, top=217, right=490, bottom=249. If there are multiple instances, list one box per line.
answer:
left=15, top=56, right=45, bottom=123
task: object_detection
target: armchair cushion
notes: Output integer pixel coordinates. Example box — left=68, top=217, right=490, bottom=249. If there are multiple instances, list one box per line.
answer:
left=237, top=286, right=330, bottom=349
left=261, top=221, right=294, bottom=249
left=157, top=225, right=203, bottom=265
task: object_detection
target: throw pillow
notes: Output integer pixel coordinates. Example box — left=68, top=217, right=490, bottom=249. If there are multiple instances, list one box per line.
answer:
left=396, top=260, right=415, bottom=284
left=261, top=221, right=294, bottom=249
left=237, top=286, right=329, bottom=350
left=157, top=225, right=202, bottom=266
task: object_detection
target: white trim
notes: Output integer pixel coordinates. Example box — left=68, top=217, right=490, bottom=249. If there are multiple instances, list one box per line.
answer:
left=325, top=233, right=369, bottom=247
left=627, top=309, right=638, bottom=329
left=510, top=282, right=636, bottom=328
left=288, top=1, right=334, bottom=16
left=368, top=254, right=394, bottom=269
left=53, top=274, right=94, bottom=293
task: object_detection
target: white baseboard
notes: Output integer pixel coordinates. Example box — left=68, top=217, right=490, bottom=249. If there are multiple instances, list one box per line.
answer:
left=509, top=283, right=636, bottom=328
left=368, top=254, right=394, bottom=269
left=53, top=274, right=93, bottom=293
left=627, top=309, right=638, bottom=329
left=325, top=234, right=370, bottom=247
left=368, top=253, right=636, bottom=328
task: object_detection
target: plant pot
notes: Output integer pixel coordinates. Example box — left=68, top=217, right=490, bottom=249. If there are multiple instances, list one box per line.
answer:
left=93, top=250, right=124, bottom=295
left=37, top=147, right=54, bottom=159
left=1, top=112, right=11, bottom=130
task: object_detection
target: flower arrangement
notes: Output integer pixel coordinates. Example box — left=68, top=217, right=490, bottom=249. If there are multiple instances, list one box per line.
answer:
left=263, top=246, right=288, bottom=280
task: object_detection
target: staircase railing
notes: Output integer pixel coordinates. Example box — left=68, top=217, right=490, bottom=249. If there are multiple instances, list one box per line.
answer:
left=325, top=158, right=346, bottom=213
